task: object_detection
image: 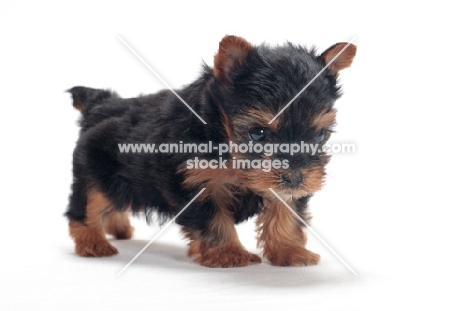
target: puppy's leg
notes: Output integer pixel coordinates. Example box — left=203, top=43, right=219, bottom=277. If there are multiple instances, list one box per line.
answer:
left=104, top=211, right=134, bottom=240
left=182, top=206, right=261, bottom=268
left=68, top=189, right=118, bottom=257
left=257, top=197, right=320, bottom=266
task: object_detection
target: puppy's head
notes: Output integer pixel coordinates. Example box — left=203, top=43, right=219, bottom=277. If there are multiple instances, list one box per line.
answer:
left=211, top=35, right=356, bottom=199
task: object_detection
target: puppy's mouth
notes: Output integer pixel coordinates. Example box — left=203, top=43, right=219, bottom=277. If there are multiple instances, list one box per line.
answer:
left=272, top=188, right=310, bottom=200
left=238, top=166, right=325, bottom=199
left=271, top=170, right=306, bottom=198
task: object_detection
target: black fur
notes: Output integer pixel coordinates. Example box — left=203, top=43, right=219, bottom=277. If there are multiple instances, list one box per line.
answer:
left=65, top=36, right=353, bottom=246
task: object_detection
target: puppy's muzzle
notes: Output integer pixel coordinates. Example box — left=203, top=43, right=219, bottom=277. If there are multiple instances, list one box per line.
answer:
left=280, top=170, right=303, bottom=188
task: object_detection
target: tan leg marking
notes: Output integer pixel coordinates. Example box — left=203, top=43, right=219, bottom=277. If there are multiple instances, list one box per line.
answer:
left=104, top=211, right=134, bottom=240
left=257, top=198, right=320, bottom=266
left=185, top=207, right=261, bottom=268
left=69, top=190, right=118, bottom=257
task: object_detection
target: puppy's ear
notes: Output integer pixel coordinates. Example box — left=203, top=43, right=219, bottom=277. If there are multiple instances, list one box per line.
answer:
left=320, top=43, right=356, bottom=75
left=214, top=35, right=253, bottom=81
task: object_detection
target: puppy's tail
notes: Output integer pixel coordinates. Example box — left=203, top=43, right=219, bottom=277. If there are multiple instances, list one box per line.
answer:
left=67, top=86, right=117, bottom=113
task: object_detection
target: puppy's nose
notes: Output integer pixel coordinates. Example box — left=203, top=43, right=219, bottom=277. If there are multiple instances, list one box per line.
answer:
left=280, top=171, right=303, bottom=188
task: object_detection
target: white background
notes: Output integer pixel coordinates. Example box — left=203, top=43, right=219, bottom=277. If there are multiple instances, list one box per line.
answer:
left=1, top=1, right=467, bottom=310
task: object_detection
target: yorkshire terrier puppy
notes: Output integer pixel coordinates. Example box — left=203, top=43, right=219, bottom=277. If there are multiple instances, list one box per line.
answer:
left=65, top=35, right=356, bottom=267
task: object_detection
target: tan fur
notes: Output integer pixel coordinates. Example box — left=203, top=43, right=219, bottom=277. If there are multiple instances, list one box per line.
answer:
left=231, top=109, right=279, bottom=142
left=181, top=164, right=240, bottom=202
left=183, top=200, right=261, bottom=268
left=320, top=43, right=357, bottom=75
left=302, top=165, right=327, bottom=194
left=238, top=109, right=279, bottom=130
left=219, top=105, right=235, bottom=141
left=72, top=99, right=83, bottom=111
left=312, top=109, right=337, bottom=129
left=214, top=36, right=253, bottom=81
left=68, top=190, right=118, bottom=257
left=257, top=197, right=320, bottom=266
left=237, top=164, right=326, bottom=200
left=104, top=211, right=134, bottom=240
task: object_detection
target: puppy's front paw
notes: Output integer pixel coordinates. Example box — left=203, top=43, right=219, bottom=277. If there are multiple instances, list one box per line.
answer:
left=266, top=248, right=320, bottom=266
left=75, top=240, right=119, bottom=257
left=190, top=245, right=262, bottom=268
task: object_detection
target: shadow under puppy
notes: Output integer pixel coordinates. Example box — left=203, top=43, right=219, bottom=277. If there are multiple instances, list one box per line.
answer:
left=65, top=35, right=356, bottom=267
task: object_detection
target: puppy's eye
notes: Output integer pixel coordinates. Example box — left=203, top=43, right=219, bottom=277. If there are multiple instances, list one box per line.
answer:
left=249, top=127, right=266, bottom=141
left=314, top=129, right=325, bottom=143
